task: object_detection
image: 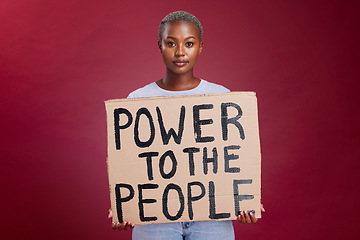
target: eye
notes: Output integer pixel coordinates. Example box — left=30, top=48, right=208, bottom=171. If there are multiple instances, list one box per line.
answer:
left=167, top=42, right=175, bottom=47
left=185, top=42, right=194, bottom=47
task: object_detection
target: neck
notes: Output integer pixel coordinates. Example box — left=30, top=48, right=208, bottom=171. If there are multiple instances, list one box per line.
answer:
left=158, top=69, right=200, bottom=91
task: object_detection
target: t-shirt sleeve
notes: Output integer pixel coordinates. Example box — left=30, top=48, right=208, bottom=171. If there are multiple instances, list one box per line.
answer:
left=127, top=92, right=133, bottom=99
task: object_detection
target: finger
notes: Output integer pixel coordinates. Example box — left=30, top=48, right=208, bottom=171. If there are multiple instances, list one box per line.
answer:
left=112, top=222, right=120, bottom=230
left=250, top=212, right=258, bottom=223
left=124, top=222, right=132, bottom=231
left=261, top=206, right=265, bottom=212
left=236, top=214, right=242, bottom=223
left=119, top=222, right=127, bottom=231
left=130, top=223, right=135, bottom=228
left=244, top=211, right=251, bottom=224
left=108, top=209, right=113, bottom=218
left=240, top=211, right=246, bottom=224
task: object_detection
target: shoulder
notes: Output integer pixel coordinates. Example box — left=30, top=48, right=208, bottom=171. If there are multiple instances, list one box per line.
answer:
left=127, top=82, right=159, bottom=98
left=197, top=79, right=230, bottom=94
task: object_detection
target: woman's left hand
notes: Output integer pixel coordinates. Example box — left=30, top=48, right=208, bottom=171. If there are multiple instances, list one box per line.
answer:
left=236, top=204, right=265, bottom=224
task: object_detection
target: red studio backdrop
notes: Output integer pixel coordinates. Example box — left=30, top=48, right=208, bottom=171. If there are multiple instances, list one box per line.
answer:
left=1, top=0, right=359, bottom=239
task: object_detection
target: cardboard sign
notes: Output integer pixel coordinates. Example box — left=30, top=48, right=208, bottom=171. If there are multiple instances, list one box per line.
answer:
left=105, top=92, right=261, bottom=225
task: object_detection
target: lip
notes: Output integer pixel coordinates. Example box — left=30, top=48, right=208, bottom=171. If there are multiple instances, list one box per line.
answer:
left=173, top=60, right=189, bottom=67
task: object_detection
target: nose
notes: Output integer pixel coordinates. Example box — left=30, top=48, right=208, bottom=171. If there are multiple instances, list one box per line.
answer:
left=175, top=44, right=185, bottom=56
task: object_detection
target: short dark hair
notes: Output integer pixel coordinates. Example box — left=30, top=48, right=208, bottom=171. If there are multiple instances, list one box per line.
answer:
left=158, top=11, right=203, bottom=41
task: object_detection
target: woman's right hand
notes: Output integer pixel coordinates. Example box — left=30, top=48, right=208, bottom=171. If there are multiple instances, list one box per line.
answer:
left=108, top=209, right=135, bottom=230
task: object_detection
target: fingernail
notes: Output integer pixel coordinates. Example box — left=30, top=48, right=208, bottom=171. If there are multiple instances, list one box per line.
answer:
left=244, top=210, right=247, bottom=214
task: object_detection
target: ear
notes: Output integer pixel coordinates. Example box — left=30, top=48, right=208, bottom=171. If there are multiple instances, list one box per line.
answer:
left=158, top=40, right=162, bottom=53
left=198, top=42, right=204, bottom=54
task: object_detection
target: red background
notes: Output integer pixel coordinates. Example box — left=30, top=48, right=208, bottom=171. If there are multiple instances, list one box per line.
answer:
left=1, top=0, right=359, bottom=239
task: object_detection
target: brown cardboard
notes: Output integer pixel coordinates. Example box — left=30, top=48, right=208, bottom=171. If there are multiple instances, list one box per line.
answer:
left=105, top=92, right=261, bottom=225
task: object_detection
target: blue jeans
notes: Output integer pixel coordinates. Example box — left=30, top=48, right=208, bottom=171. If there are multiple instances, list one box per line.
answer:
left=132, top=220, right=234, bottom=240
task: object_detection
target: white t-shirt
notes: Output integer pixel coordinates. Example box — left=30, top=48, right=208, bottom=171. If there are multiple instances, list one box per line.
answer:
left=127, top=79, right=229, bottom=98
left=128, top=80, right=234, bottom=235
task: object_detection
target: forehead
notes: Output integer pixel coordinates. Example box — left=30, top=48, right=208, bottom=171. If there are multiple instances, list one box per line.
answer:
left=161, top=21, right=200, bottom=39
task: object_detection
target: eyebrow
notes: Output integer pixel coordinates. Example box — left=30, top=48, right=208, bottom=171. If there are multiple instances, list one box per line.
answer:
left=166, top=36, right=196, bottom=40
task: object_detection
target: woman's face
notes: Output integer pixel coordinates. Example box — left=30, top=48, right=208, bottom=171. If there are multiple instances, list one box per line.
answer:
left=158, top=21, right=203, bottom=75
